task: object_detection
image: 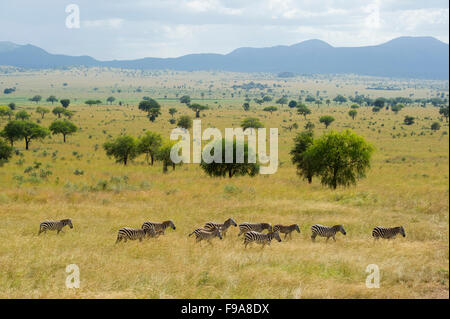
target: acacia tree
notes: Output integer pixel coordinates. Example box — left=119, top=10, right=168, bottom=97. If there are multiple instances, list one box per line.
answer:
left=263, top=106, right=277, bottom=115
left=177, top=115, right=192, bottom=129
left=52, top=106, right=66, bottom=118
left=137, top=131, right=162, bottom=165
left=155, top=141, right=179, bottom=173
left=49, top=120, right=78, bottom=142
left=276, top=97, right=288, bottom=107
left=241, top=117, right=263, bottom=131
left=242, top=102, right=250, bottom=111
left=302, top=130, right=374, bottom=189
left=36, top=106, right=50, bottom=119
left=348, top=109, right=357, bottom=120
left=319, top=115, right=335, bottom=128
left=169, top=108, right=178, bottom=118
left=46, top=96, right=58, bottom=104
left=138, top=99, right=161, bottom=122
left=103, top=135, right=138, bottom=165
left=2, top=120, right=48, bottom=150
left=179, top=95, right=191, bottom=105
left=200, top=139, right=259, bottom=178
left=60, top=99, right=70, bottom=108
left=15, top=110, right=30, bottom=120
left=297, top=104, right=311, bottom=119
left=290, top=130, right=315, bottom=183
left=0, top=106, right=13, bottom=121
left=188, top=103, right=208, bottom=118
left=29, top=95, right=42, bottom=104
left=439, top=106, right=449, bottom=122
left=288, top=100, right=298, bottom=108
left=0, top=138, right=13, bottom=166
left=107, top=96, right=116, bottom=105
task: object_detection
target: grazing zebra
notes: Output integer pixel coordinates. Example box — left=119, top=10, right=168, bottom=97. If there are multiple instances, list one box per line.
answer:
left=311, top=224, right=346, bottom=242
left=273, top=224, right=301, bottom=240
left=38, top=219, right=73, bottom=235
left=237, top=222, right=272, bottom=236
left=243, top=231, right=281, bottom=248
left=204, top=218, right=237, bottom=237
left=142, top=220, right=176, bottom=234
left=372, top=226, right=406, bottom=240
left=188, top=228, right=222, bottom=244
left=116, top=227, right=150, bottom=243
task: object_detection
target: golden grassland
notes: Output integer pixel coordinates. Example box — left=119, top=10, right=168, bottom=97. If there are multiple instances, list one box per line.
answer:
left=0, top=69, right=448, bottom=298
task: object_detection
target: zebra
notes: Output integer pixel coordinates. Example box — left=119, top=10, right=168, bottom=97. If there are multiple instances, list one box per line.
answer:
left=311, top=224, right=346, bottom=242
left=204, top=218, right=237, bottom=237
left=188, top=228, right=222, bottom=244
left=116, top=227, right=150, bottom=243
left=237, top=222, right=272, bottom=236
left=142, top=220, right=176, bottom=235
left=372, top=226, right=406, bottom=240
left=243, top=231, right=281, bottom=248
left=273, top=224, right=301, bottom=240
left=38, top=219, right=73, bottom=235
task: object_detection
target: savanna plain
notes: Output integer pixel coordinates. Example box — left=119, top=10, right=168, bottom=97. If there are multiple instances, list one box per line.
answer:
left=0, top=68, right=448, bottom=298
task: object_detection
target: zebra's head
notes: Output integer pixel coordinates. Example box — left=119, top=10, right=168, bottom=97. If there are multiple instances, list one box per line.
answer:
left=399, top=226, right=406, bottom=237
left=294, top=224, right=301, bottom=233
left=227, top=218, right=237, bottom=227
left=167, top=220, right=176, bottom=230
left=272, top=231, right=282, bottom=242
left=339, top=225, right=346, bottom=235
left=62, top=219, right=73, bottom=229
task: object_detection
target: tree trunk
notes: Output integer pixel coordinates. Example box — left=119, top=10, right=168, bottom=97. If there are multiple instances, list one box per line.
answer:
left=150, top=154, right=154, bottom=166
left=228, top=169, right=232, bottom=178
left=163, top=162, right=168, bottom=173
left=63, top=134, right=66, bottom=143
left=172, top=163, right=175, bottom=170
left=124, top=156, right=128, bottom=166
left=25, top=138, right=29, bottom=150
left=196, top=110, right=200, bottom=118
left=307, top=176, right=312, bottom=184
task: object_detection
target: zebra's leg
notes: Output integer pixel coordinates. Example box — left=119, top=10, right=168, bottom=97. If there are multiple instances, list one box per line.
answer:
left=116, top=236, right=122, bottom=244
left=238, top=230, right=244, bottom=237
left=311, top=233, right=316, bottom=242
left=332, top=235, right=336, bottom=242
left=38, top=227, right=42, bottom=236
left=326, top=236, right=330, bottom=242
left=284, top=233, right=288, bottom=240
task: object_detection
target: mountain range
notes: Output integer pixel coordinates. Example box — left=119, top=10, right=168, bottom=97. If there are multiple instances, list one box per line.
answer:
left=0, top=36, right=448, bottom=79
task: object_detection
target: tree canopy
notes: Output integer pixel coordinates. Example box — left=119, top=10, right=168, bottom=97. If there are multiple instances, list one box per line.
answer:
left=103, top=135, right=138, bottom=165
left=49, top=120, right=78, bottom=143
left=319, top=115, right=335, bottom=128
left=137, top=131, right=162, bottom=165
left=241, top=117, right=263, bottom=131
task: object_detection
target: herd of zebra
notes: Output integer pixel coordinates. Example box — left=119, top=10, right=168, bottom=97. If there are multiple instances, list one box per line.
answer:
left=37, top=218, right=407, bottom=247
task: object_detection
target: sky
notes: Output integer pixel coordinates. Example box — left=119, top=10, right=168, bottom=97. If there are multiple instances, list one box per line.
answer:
left=0, top=0, right=448, bottom=60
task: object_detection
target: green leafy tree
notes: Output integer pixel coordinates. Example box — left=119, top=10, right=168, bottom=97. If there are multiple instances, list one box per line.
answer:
left=49, top=120, right=77, bottom=142
left=137, top=131, right=162, bottom=165
left=348, top=109, right=357, bottom=120
left=169, top=108, right=178, bottom=118
left=179, top=95, right=191, bottom=105
left=0, top=106, right=13, bottom=121
left=262, top=96, right=272, bottom=103
left=333, top=95, right=347, bottom=104
left=288, top=100, right=298, bottom=108
left=36, top=106, right=50, bottom=119
left=15, top=110, right=30, bottom=120
left=304, top=121, right=315, bottom=131
left=60, top=99, right=70, bottom=108
left=52, top=106, right=65, bottom=118
left=156, top=141, right=179, bottom=173
left=302, top=130, right=374, bottom=189
left=63, top=109, right=75, bottom=119
left=431, top=122, right=441, bottom=131
left=403, top=115, right=415, bottom=125
left=200, top=139, right=259, bottom=178
left=374, top=98, right=386, bottom=108
left=103, top=135, right=138, bottom=165
left=29, top=95, right=42, bottom=104
left=439, top=106, right=449, bottom=122
left=297, top=104, right=311, bottom=119
left=242, top=102, right=250, bottom=111
left=0, top=138, right=13, bottom=166
left=276, top=97, right=288, bottom=107
left=8, top=103, right=16, bottom=110
left=188, top=103, right=208, bottom=118
left=138, top=99, right=161, bottom=122
left=177, top=115, right=192, bottom=129
left=319, top=115, right=335, bottom=128
left=241, top=117, right=263, bottom=131
left=46, top=95, right=58, bottom=104
left=290, top=130, right=315, bottom=183
left=391, top=104, right=403, bottom=114
left=2, top=120, right=48, bottom=150
left=85, top=100, right=102, bottom=106
left=263, top=106, right=277, bottom=114
left=107, top=96, right=116, bottom=105
left=351, top=104, right=359, bottom=109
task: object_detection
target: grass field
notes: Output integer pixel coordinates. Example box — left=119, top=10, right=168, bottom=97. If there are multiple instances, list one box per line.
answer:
left=0, top=68, right=448, bottom=298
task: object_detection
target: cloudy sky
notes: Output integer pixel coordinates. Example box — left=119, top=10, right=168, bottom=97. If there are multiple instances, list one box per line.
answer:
left=0, top=0, right=448, bottom=60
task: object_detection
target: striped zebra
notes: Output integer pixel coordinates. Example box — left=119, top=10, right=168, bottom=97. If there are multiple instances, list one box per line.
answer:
left=273, top=224, right=300, bottom=240
left=372, top=226, right=406, bottom=240
left=188, top=228, right=222, bottom=244
left=243, top=231, right=281, bottom=248
left=311, top=224, right=346, bottom=242
left=142, top=220, right=176, bottom=235
left=38, top=219, right=73, bottom=235
left=237, top=222, right=272, bottom=236
left=116, top=227, right=150, bottom=243
left=204, top=218, right=237, bottom=237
